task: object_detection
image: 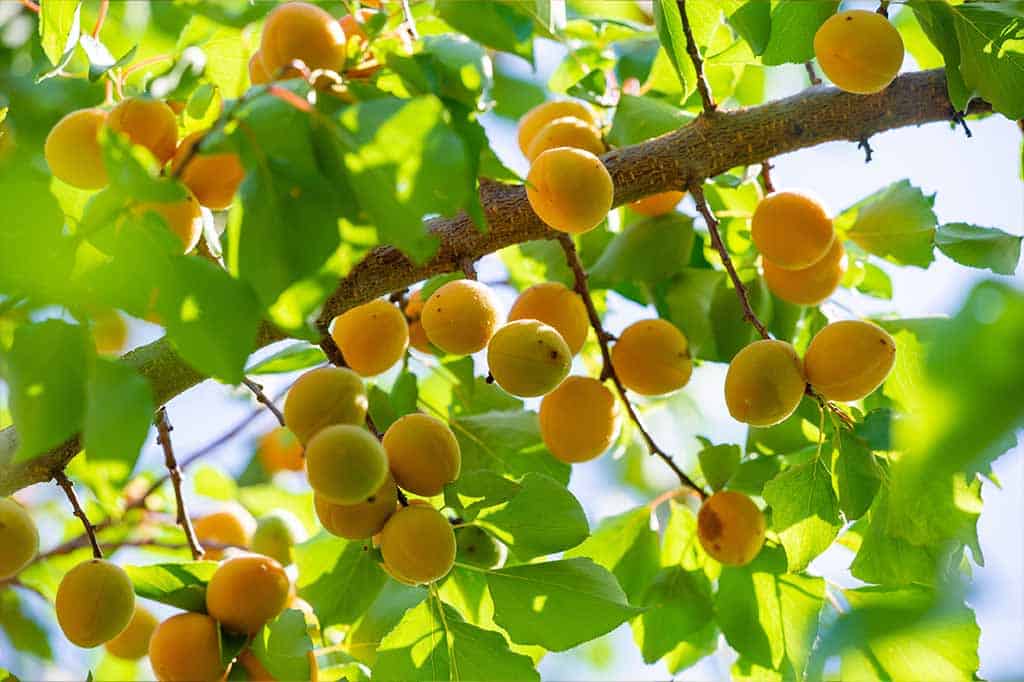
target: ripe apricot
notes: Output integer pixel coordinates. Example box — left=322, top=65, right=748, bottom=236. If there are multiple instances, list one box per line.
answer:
left=238, top=649, right=319, bottom=682
left=403, top=290, right=434, bottom=354
left=258, top=427, right=305, bottom=473
left=526, top=147, right=613, bottom=235
left=804, top=320, right=896, bottom=402
left=44, top=108, right=109, bottom=190
left=539, top=376, right=620, bottom=463
left=107, top=97, right=178, bottom=164
left=149, top=613, right=225, bottom=682
left=487, top=320, right=572, bottom=397
left=136, top=191, right=204, bottom=253
left=330, top=299, right=409, bottom=376
left=56, top=559, right=136, bottom=648
left=315, top=474, right=397, bottom=539
left=525, top=116, right=604, bottom=162
left=105, top=605, right=157, bottom=660
left=382, top=414, right=461, bottom=496
left=764, top=239, right=847, bottom=306
left=508, top=282, right=589, bottom=355
left=724, top=340, right=805, bottom=426
left=283, top=366, right=368, bottom=445
left=249, top=51, right=272, bottom=85
left=206, top=554, right=291, bottom=634
left=420, top=280, right=501, bottom=355
left=751, top=191, right=835, bottom=271
left=339, top=8, right=378, bottom=44
left=169, top=131, right=245, bottom=210
left=814, top=10, right=904, bottom=95
left=517, top=100, right=599, bottom=156
left=260, top=1, right=347, bottom=76
left=305, top=424, right=389, bottom=505
left=93, top=308, right=128, bottom=355
left=0, top=497, right=39, bottom=580
left=697, top=490, right=766, bottom=566
left=455, top=526, right=501, bottom=568
left=252, top=510, right=306, bottom=566
left=610, top=319, right=692, bottom=396
left=379, top=505, right=456, bottom=584
left=629, top=190, right=685, bottom=217
left=193, top=504, right=256, bottom=560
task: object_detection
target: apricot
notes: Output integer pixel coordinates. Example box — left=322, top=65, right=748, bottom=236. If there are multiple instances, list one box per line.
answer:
left=149, top=613, right=225, bottom=682
left=305, top=424, right=389, bottom=505
left=136, top=191, right=204, bottom=253
left=93, top=308, right=128, bottom=355
left=252, top=510, right=306, bottom=566
left=339, top=8, right=378, bottom=44
left=420, top=279, right=501, bottom=355
left=724, top=340, right=805, bottom=427
left=508, top=282, right=589, bottom=355
left=382, top=414, right=461, bottom=496
left=330, top=299, right=409, bottom=376
left=525, top=116, right=604, bottom=162
left=526, top=147, right=613, bottom=235
left=379, top=505, right=456, bottom=584
left=539, top=376, right=620, bottom=463
left=763, top=239, right=847, bottom=306
left=107, top=97, right=178, bottom=164
left=283, top=366, right=368, bottom=445
left=0, top=497, right=39, bottom=580
left=610, top=319, right=692, bottom=396
left=315, top=474, right=397, bottom=539
left=260, top=2, right=347, bottom=76
left=455, top=526, right=501, bottom=569
left=193, top=504, right=257, bottom=560
left=238, top=649, right=319, bottom=682
left=803, top=320, right=896, bottom=402
left=55, top=559, right=136, bottom=648
left=249, top=51, right=272, bottom=85
left=629, top=190, right=686, bottom=217
left=487, top=320, right=572, bottom=397
left=517, top=100, right=600, bottom=156
left=751, top=191, right=835, bottom=271
left=258, top=426, right=305, bottom=473
left=206, top=554, right=291, bottom=634
left=697, top=490, right=766, bottom=566
left=169, top=131, right=245, bottom=210
left=814, top=10, right=904, bottom=95
left=403, top=291, right=435, bottom=354
left=105, top=605, right=158, bottom=660
left=44, top=108, right=109, bottom=190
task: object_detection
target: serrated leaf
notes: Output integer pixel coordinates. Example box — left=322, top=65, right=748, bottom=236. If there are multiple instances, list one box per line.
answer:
left=252, top=609, right=313, bottom=682
left=294, top=532, right=387, bottom=629
left=950, top=2, right=1024, bottom=119
left=838, top=180, right=937, bottom=268
left=761, top=0, right=838, bottom=66
left=83, top=358, right=154, bottom=479
left=697, top=442, right=741, bottom=492
left=565, top=506, right=659, bottom=603
left=935, top=222, right=1022, bottom=275
left=762, top=457, right=841, bottom=571
left=909, top=0, right=972, bottom=112
left=125, top=562, right=219, bottom=612
left=729, top=0, right=772, bottom=56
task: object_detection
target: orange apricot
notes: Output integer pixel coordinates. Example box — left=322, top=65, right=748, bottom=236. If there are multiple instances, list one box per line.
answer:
left=803, top=320, right=896, bottom=402
left=382, top=414, right=461, bottom=496
left=517, top=100, right=600, bottom=156
left=93, top=308, right=128, bottom=355
left=814, top=10, right=904, bottom=95
left=629, top=190, right=685, bottom=217
left=283, top=366, right=368, bottom=445
left=763, top=239, right=847, bottom=306
left=170, top=131, right=245, bottom=210
left=44, top=108, right=109, bottom=190
left=305, top=424, right=389, bottom=505
left=206, top=554, right=291, bottom=634
left=526, top=147, right=613, bottom=235
left=420, top=280, right=502, bottom=355
left=257, top=427, right=305, bottom=473
left=487, top=320, right=572, bottom=397
left=508, top=282, right=589, bottom=355
left=724, top=340, right=806, bottom=426
left=379, top=505, right=456, bottom=584
left=330, top=299, right=409, bottom=376
left=193, top=504, right=257, bottom=560
left=149, top=613, right=225, bottom=682
left=525, top=116, right=605, bottom=162
left=314, top=474, right=397, bottom=539
left=136, top=191, right=204, bottom=253
left=105, top=605, right=158, bottom=660
left=610, top=319, right=692, bottom=396
left=107, top=97, right=178, bottom=164
left=539, top=376, right=620, bottom=463
left=0, top=497, right=39, bottom=580
left=260, top=2, right=347, bottom=76
left=697, top=490, right=766, bottom=566
left=249, top=51, right=272, bottom=85
left=751, top=191, right=835, bottom=271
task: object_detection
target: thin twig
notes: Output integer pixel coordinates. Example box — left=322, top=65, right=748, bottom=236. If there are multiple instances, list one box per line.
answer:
left=242, top=378, right=285, bottom=426
left=689, top=183, right=771, bottom=340
left=877, top=0, right=890, bottom=18
left=759, top=161, right=776, bottom=194
left=557, top=234, right=707, bottom=500
left=806, top=386, right=856, bottom=431
left=805, top=62, right=822, bottom=86
left=399, top=0, right=419, bottom=40
left=857, top=138, right=874, bottom=163
left=92, top=0, right=109, bottom=38
left=18, top=0, right=39, bottom=13
left=155, top=408, right=205, bottom=560
left=678, top=0, right=716, bottom=114
left=54, top=471, right=102, bottom=559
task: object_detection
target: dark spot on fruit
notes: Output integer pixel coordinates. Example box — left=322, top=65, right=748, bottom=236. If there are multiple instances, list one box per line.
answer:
left=846, top=16, right=852, bottom=21
left=699, top=507, right=723, bottom=540
left=550, top=350, right=559, bottom=359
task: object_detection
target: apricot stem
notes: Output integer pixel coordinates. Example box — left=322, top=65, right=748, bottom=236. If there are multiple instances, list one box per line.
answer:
left=54, top=471, right=103, bottom=559
left=678, top=0, right=716, bottom=114
left=92, top=0, right=109, bottom=38
left=759, top=161, right=776, bottom=194
left=155, top=408, right=206, bottom=560
left=805, top=62, right=822, bottom=86
left=242, top=378, right=286, bottom=426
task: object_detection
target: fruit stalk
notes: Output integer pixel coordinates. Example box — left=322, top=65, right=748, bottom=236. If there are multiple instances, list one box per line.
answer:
left=54, top=471, right=103, bottom=560
left=155, top=408, right=205, bottom=560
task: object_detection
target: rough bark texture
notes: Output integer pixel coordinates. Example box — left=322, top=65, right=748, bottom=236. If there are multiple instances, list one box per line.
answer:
left=0, top=69, right=988, bottom=495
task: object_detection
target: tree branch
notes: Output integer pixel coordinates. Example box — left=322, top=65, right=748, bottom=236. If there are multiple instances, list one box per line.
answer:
left=241, top=378, right=286, bottom=427
left=155, top=408, right=205, bottom=560
left=0, top=69, right=991, bottom=496
left=54, top=471, right=102, bottom=559
left=678, top=0, right=716, bottom=114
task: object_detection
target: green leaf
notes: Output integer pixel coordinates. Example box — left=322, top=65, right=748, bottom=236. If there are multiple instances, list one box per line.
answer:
left=831, top=431, right=883, bottom=521
left=294, top=532, right=387, bottom=629
left=83, top=359, right=154, bottom=478
left=607, top=94, right=693, bottom=147
left=37, top=0, right=81, bottom=79
left=761, top=0, right=838, bottom=66
left=437, top=0, right=534, bottom=64
left=373, top=597, right=539, bottom=681
left=909, top=0, right=972, bottom=112
left=632, top=567, right=713, bottom=664
left=389, top=35, right=492, bottom=110
left=0, top=590, right=52, bottom=660
left=487, top=558, right=644, bottom=651
left=347, top=581, right=427, bottom=666
left=125, top=562, right=219, bottom=612
left=697, top=442, right=741, bottom=492
left=951, top=2, right=1024, bottom=119
left=655, top=267, right=725, bottom=361
left=100, top=133, right=188, bottom=203
left=252, top=609, right=313, bottom=682
left=762, top=456, right=841, bottom=572
left=652, top=0, right=695, bottom=98
left=838, top=180, right=937, bottom=268
left=856, top=408, right=893, bottom=451
left=246, top=343, right=326, bottom=375
left=79, top=36, right=136, bottom=83
left=589, top=215, right=695, bottom=291
left=935, top=222, right=1022, bottom=275
left=451, top=410, right=570, bottom=485
left=729, top=0, right=772, bottom=56
left=565, top=506, right=659, bottom=603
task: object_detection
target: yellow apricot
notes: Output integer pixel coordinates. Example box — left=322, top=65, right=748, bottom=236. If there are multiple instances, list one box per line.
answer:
left=149, top=613, right=225, bottom=682
left=517, top=100, right=599, bottom=156
left=526, top=147, right=613, bottom=235
left=206, top=554, right=291, bottom=634
left=305, top=424, right=389, bottom=505
left=804, top=320, right=896, bottom=402
left=508, top=282, right=589, bottom=355
left=315, top=474, right=397, bottom=539
left=525, top=116, right=605, bottom=162
left=193, top=504, right=257, bottom=560
left=629, top=190, right=686, bottom=217
left=814, top=10, right=904, bottom=95
left=107, top=97, right=178, bottom=164
left=258, top=426, right=305, bottom=473
left=44, top=108, right=109, bottom=190
left=380, top=505, right=456, bottom=584
left=249, top=51, right=272, bottom=85
left=539, top=376, right=620, bottom=463
left=238, top=648, right=319, bottom=682
left=404, top=290, right=435, bottom=354
left=260, top=1, right=347, bottom=76
left=610, top=319, right=692, bottom=396
left=382, top=413, right=461, bottom=496
left=487, top=320, right=572, bottom=398
left=56, top=559, right=136, bottom=648
left=105, top=605, right=158, bottom=660
left=93, top=308, right=128, bottom=355
left=283, top=366, right=368, bottom=445
left=751, top=191, right=835, bottom=271
left=455, top=525, right=501, bottom=568
left=251, top=510, right=306, bottom=566
left=330, top=299, right=409, bottom=376
left=420, top=279, right=501, bottom=355
left=764, top=239, right=847, bottom=306
left=724, top=340, right=806, bottom=427
left=0, top=497, right=39, bottom=580
left=697, top=491, right=766, bottom=566
left=136, top=191, right=204, bottom=253
left=170, top=131, right=245, bottom=210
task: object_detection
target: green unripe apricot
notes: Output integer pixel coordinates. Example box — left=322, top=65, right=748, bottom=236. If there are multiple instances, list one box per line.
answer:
left=455, top=526, right=501, bottom=568
left=0, top=497, right=39, bottom=580
left=305, top=424, right=389, bottom=505
left=251, top=510, right=307, bottom=566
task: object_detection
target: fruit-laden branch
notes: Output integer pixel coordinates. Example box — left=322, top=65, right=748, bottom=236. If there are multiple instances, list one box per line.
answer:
left=0, top=69, right=988, bottom=496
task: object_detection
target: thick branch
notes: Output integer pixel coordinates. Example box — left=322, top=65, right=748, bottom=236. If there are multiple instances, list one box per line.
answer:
left=0, top=69, right=989, bottom=495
